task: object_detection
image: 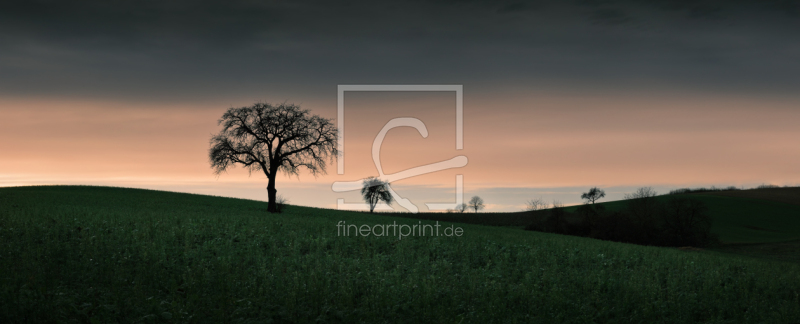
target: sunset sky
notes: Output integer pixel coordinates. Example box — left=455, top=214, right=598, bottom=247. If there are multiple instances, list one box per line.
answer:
left=1, top=0, right=799, bottom=212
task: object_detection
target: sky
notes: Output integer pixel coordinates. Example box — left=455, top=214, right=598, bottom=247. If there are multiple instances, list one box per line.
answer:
left=1, top=0, right=799, bottom=212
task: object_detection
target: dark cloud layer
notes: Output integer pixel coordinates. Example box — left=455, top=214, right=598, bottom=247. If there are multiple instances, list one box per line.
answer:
left=1, top=0, right=799, bottom=101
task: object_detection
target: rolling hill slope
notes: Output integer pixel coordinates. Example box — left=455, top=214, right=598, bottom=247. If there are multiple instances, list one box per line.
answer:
left=400, top=187, right=800, bottom=245
left=690, top=193, right=800, bottom=244
left=1, top=185, right=799, bottom=323
left=567, top=190, right=800, bottom=244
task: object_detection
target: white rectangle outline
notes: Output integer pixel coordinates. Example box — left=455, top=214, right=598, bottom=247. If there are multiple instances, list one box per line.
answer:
left=337, top=84, right=463, bottom=175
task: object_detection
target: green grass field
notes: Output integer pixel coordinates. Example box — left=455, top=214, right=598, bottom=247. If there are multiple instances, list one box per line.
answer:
left=401, top=191, right=800, bottom=245
left=1, top=186, right=799, bottom=323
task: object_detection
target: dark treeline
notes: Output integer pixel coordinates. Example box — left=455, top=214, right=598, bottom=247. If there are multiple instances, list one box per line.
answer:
left=667, top=184, right=788, bottom=195
left=667, top=186, right=740, bottom=195
left=526, top=191, right=718, bottom=247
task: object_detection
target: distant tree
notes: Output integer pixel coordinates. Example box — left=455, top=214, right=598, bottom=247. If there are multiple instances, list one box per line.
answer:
left=455, top=203, right=468, bottom=213
left=468, top=196, right=485, bottom=213
left=581, top=187, right=606, bottom=204
left=624, top=187, right=657, bottom=200
left=525, top=197, right=548, bottom=211
left=361, top=177, right=393, bottom=213
left=209, top=103, right=337, bottom=213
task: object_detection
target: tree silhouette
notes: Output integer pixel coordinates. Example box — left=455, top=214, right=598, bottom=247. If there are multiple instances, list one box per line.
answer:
left=209, top=103, right=337, bottom=213
left=525, top=197, right=547, bottom=211
left=361, top=177, right=393, bottom=213
left=624, top=187, right=657, bottom=200
left=455, top=203, right=468, bottom=213
left=468, top=196, right=485, bottom=213
left=581, top=187, right=606, bottom=204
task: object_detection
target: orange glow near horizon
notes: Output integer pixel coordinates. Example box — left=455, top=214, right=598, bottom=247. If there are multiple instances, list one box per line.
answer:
left=2, top=91, right=799, bottom=210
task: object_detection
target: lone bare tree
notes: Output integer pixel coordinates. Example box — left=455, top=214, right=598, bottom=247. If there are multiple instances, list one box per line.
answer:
left=209, top=102, right=337, bottom=213
left=468, top=196, right=485, bottom=213
left=361, top=177, right=393, bottom=213
left=525, top=197, right=548, bottom=211
left=581, top=187, right=606, bottom=205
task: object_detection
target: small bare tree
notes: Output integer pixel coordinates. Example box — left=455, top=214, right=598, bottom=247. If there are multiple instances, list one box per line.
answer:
left=581, top=187, right=606, bottom=204
left=209, top=102, right=337, bottom=213
left=468, top=196, right=485, bottom=213
left=275, top=194, right=289, bottom=213
left=455, top=203, right=468, bottom=213
left=361, top=177, right=393, bottom=213
left=624, top=187, right=657, bottom=200
left=525, top=197, right=548, bottom=211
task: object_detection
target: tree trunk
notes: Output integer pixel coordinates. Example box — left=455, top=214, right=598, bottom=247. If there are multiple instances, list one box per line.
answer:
left=267, top=174, right=278, bottom=213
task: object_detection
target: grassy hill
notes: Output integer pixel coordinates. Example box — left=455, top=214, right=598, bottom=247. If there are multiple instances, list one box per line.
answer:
left=399, top=187, right=800, bottom=263
left=687, top=193, right=800, bottom=244
left=400, top=188, right=800, bottom=245
left=563, top=191, right=800, bottom=244
left=1, top=186, right=799, bottom=323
